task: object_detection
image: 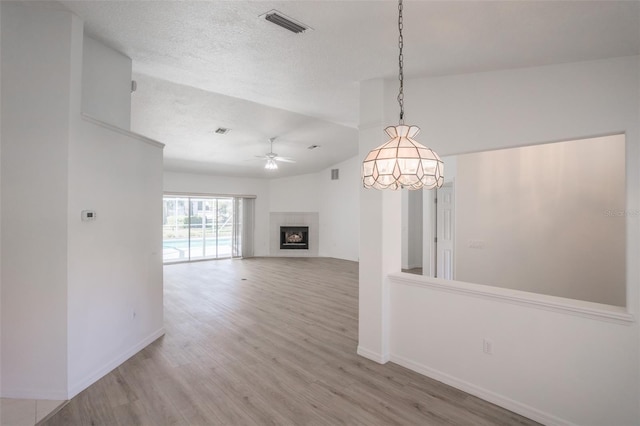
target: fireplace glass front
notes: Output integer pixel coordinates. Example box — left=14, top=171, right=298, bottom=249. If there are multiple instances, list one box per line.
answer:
left=280, top=226, right=309, bottom=250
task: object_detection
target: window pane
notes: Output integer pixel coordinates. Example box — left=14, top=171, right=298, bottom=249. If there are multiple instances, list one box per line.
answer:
left=217, top=198, right=233, bottom=258
left=162, top=197, right=190, bottom=262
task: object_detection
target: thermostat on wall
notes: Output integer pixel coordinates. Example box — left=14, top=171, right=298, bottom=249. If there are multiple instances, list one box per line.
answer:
left=81, top=210, right=97, bottom=221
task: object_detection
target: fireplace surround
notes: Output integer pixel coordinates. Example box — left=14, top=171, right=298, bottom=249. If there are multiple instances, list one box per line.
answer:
left=270, top=212, right=319, bottom=257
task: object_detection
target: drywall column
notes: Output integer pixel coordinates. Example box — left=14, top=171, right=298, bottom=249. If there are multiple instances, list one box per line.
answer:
left=357, top=79, right=402, bottom=362
left=0, top=3, right=76, bottom=399
left=68, top=12, right=164, bottom=396
left=0, top=1, right=3, bottom=388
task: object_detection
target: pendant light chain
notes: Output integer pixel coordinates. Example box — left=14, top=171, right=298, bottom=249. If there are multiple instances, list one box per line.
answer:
left=397, top=0, right=404, bottom=124
left=361, top=0, right=444, bottom=191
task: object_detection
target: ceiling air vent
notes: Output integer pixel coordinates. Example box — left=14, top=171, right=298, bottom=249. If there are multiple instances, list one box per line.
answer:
left=214, top=128, right=230, bottom=135
left=261, top=10, right=310, bottom=34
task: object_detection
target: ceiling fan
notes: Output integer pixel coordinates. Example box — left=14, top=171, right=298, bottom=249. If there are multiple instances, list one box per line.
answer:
left=256, top=137, right=295, bottom=170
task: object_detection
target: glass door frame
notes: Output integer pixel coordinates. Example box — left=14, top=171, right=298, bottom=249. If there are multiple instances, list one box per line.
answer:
left=162, top=194, right=241, bottom=264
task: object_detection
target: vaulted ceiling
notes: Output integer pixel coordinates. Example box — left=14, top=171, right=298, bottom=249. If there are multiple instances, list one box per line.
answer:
left=60, top=1, right=640, bottom=178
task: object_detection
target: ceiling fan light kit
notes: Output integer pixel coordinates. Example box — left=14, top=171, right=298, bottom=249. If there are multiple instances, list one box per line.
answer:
left=265, top=158, right=278, bottom=170
left=259, top=137, right=295, bottom=171
left=362, top=0, right=444, bottom=190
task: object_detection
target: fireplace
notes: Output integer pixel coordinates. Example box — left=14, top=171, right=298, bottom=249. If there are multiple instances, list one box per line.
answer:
left=280, top=226, right=309, bottom=250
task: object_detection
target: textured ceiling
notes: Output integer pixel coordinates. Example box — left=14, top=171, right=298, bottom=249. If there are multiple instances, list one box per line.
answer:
left=60, top=0, right=640, bottom=178
left=131, top=73, right=358, bottom=177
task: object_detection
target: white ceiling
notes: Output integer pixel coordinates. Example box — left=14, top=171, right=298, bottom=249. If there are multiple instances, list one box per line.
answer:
left=60, top=0, right=640, bottom=178
left=130, top=73, right=358, bottom=177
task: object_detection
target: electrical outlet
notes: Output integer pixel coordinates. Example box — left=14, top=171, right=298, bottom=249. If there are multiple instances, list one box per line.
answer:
left=483, top=339, right=493, bottom=355
left=468, top=240, right=485, bottom=249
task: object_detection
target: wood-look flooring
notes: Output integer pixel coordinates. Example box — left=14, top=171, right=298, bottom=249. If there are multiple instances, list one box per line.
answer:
left=43, top=257, right=539, bottom=426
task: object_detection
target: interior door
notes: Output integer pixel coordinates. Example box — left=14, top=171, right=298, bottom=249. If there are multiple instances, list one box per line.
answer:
left=436, top=183, right=455, bottom=279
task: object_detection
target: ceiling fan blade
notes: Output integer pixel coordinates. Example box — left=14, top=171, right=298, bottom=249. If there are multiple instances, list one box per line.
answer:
left=249, top=138, right=296, bottom=165
left=275, top=157, right=296, bottom=163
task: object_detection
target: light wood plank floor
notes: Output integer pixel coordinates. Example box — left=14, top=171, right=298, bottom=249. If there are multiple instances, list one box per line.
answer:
left=43, top=257, right=539, bottom=426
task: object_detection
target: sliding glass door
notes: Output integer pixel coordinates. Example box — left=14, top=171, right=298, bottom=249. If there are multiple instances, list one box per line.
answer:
left=162, top=195, right=244, bottom=263
left=162, top=197, right=190, bottom=262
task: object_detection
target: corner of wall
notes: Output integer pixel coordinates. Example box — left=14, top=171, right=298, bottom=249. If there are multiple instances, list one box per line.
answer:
left=0, top=1, right=73, bottom=397
left=0, top=0, right=3, bottom=397
left=356, top=346, right=390, bottom=364
left=67, top=328, right=164, bottom=399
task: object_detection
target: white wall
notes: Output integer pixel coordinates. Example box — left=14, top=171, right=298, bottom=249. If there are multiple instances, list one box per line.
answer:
left=0, top=0, right=4, bottom=390
left=1, top=2, right=165, bottom=400
left=455, top=135, right=626, bottom=306
left=1, top=3, right=74, bottom=399
left=71, top=16, right=164, bottom=401
left=67, top=117, right=164, bottom=397
left=317, top=156, right=359, bottom=261
left=163, top=172, right=270, bottom=256
left=389, top=278, right=636, bottom=426
left=360, top=56, right=640, bottom=425
left=358, top=78, right=402, bottom=363
left=268, top=173, right=319, bottom=257
left=269, top=156, right=360, bottom=261
left=81, top=36, right=132, bottom=130
left=269, top=172, right=319, bottom=212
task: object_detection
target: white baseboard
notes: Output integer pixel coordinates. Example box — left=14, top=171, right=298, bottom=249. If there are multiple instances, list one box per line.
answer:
left=68, top=327, right=165, bottom=398
left=0, top=388, right=69, bottom=400
left=356, top=346, right=390, bottom=364
left=390, top=354, right=576, bottom=426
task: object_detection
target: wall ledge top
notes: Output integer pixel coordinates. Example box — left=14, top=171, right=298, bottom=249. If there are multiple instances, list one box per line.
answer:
left=81, top=114, right=165, bottom=149
left=389, top=272, right=635, bottom=325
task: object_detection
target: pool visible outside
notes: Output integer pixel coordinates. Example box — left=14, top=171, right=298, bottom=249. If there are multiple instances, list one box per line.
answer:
left=163, top=237, right=234, bottom=261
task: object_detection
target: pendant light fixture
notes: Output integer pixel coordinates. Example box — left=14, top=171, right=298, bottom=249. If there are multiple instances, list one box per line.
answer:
left=362, top=0, right=444, bottom=190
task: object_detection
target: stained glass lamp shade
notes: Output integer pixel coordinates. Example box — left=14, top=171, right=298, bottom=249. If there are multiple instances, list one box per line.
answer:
left=362, top=125, right=444, bottom=190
